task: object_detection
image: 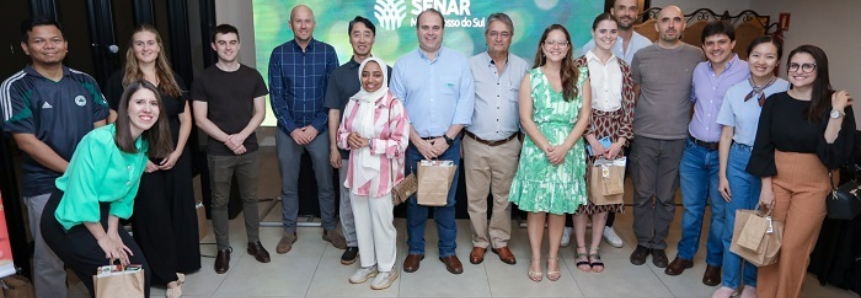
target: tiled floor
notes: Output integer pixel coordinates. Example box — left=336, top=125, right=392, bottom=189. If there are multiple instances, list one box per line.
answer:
left=67, top=145, right=859, bottom=298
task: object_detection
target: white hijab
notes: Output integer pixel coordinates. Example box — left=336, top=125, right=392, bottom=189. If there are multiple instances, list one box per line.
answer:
left=350, top=57, right=388, bottom=187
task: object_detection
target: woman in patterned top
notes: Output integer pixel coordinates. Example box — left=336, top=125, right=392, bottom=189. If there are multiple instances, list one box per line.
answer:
left=571, top=13, right=636, bottom=274
left=337, top=57, right=410, bottom=290
left=509, top=24, right=592, bottom=282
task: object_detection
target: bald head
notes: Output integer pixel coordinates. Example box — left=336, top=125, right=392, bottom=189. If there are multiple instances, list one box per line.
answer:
left=655, top=5, right=685, bottom=45
left=290, top=5, right=314, bottom=21
left=289, top=5, right=316, bottom=44
left=659, top=6, right=683, bottom=18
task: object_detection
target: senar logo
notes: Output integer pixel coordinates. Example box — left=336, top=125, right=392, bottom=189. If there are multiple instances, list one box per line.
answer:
left=374, top=0, right=408, bottom=30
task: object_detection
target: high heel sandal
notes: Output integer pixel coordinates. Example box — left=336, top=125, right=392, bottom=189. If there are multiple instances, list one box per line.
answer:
left=588, top=247, right=604, bottom=273
left=166, top=273, right=185, bottom=298
left=575, top=247, right=591, bottom=272
left=546, top=257, right=561, bottom=281
left=528, top=258, right=543, bottom=282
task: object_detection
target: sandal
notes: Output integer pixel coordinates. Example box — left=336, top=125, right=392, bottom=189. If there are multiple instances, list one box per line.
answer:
left=176, top=273, right=185, bottom=285
left=589, top=247, right=604, bottom=273
left=547, top=257, right=562, bottom=281
left=575, top=247, right=591, bottom=272
left=528, top=258, right=543, bottom=282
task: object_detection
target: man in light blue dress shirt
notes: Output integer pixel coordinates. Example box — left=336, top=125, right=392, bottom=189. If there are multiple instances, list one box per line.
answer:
left=666, top=22, right=749, bottom=286
left=390, top=8, right=475, bottom=275
left=464, top=12, right=528, bottom=266
left=574, top=0, right=652, bottom=249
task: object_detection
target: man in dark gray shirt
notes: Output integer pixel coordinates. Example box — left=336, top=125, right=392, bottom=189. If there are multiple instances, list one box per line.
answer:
left=628, top=5, right=704, bottom=269
left=324, top=16, right=391, bottom=266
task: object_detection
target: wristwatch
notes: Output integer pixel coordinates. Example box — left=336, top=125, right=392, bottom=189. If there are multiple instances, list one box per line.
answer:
left=830, top=109, right=845, bottom=119
left=443, top=135, right=454, bottom=146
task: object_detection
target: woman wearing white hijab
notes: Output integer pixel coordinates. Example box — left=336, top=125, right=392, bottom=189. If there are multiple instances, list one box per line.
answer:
left=337, top=57, right=410, bottom=290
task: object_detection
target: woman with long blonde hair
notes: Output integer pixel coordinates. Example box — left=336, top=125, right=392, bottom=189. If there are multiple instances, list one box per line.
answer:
left=104, top=24, right=199, bottom=298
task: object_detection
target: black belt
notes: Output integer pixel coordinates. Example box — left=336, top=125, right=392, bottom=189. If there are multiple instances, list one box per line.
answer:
left=421, top=135, right=444, bottom=141
left=690, top=136, right=719, bottom=151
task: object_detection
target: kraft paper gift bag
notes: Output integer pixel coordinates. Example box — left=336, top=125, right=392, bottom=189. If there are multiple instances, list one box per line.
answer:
left=93, top=264, right=145, bottom=298
left=730, top=208, right=784, bottom=267
left=588, top=157, right=626, bottom=205
left=196, top=201, right=208, bottom=241
left=416, top=160, right=456, bottom=206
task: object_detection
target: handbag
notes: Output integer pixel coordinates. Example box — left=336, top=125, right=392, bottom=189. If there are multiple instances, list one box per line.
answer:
left=93, top=263, right=145, bottom=298
left=382, top=97, right=416, bottom=206
left=588, top=157, right=626, bottom=205
left=827, top=170, right=861, bottom=220
left=391, top=173, right=417, bottom=206
left=730, top=207, right=783, bottom=267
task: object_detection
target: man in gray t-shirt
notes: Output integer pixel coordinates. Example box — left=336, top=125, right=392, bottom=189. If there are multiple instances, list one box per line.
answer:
left=628, top=5, right=704, bottom=269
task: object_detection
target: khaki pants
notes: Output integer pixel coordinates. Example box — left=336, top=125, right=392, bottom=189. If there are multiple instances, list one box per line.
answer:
left=757, top=151, right=830, bottom=298
left=463, top=135, right=520, bottom=248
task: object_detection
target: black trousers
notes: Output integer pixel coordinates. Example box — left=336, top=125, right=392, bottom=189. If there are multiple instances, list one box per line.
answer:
left=41, top=189, right=151, bottom=298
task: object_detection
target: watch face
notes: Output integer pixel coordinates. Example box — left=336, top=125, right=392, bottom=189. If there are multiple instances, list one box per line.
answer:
left=831, top=110, right=841, bottom=118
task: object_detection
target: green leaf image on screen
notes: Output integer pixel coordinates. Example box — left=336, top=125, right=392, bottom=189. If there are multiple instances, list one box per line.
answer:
left=253, top=0, right=603, bottom=127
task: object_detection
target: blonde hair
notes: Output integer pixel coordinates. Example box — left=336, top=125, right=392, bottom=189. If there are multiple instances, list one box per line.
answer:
left=122, top=24, right=182, bottom=98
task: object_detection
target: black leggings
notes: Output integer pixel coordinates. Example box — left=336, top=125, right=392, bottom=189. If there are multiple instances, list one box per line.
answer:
left=41, top=189, right=151, bottom=298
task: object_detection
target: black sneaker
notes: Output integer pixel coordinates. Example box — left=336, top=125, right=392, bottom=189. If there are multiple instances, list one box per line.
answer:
left=341, top=247, right=359, bottom=265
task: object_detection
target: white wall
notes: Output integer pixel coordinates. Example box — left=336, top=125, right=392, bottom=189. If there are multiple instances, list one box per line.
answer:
left=751, top=0, right=861, bottom=127
left=650, top=0, right=751, bottom=15
left=214, top=0, right=257, bottom=67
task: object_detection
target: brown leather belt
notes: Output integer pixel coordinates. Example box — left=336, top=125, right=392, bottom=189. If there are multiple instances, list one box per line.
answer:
left=464, top=131, right=518, bottom=147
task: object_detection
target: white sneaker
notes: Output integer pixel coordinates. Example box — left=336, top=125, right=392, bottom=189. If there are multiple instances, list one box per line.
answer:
left=349, top=265, right=378, bottom=284
left=370, top=270, right=398, bottom=290
left=560, top=227, right=573, bottom=247
left=602, top=226, right=623, bottom=248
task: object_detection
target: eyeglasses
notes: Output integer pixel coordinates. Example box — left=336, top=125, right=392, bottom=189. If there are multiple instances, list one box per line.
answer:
left=488, top=32, right=511, bottom=39
left=543, top=40, right=569, bottom=47
left=788, top=63, right=817, bottom=73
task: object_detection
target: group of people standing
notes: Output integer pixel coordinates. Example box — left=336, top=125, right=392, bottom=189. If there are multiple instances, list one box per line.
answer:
left=2, top=16, right=269, bottom=298
left=0, top=0, right=854, bottom=298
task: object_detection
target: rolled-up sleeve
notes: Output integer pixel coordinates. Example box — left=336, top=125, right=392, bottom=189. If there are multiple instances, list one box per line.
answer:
left=452, top=64, right=475, bottom=126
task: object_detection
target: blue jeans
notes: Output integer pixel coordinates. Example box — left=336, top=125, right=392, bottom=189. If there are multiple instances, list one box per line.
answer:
left=406, top=137, right=461, bottom=257
left=721, top=143, right=759, bottom=289
left=677, top=138, right=725, bottom=266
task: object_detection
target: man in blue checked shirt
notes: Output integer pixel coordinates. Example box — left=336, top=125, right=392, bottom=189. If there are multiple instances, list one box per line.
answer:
left=391, top=8, right=475, bottom=275
left=269, top=4, right=346, bottom=254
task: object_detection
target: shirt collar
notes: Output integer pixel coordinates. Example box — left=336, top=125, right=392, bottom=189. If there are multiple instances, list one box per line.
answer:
left=585, top=50, right=617, bottom=64
left=291, top=38, right=317, bottom=51
left=417, top=47, right=444, bottom=62
left=483, top=51, right=510, bottom=67
left=347, top=56, right=362, bottom=69
left=707, top=54, right=741, bottom=74
left=24, top=64, right=71, bottom=78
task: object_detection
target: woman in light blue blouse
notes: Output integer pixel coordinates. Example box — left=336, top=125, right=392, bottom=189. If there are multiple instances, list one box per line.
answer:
left=41, top=80, right=173, bottom=298
left=713, top=37, right=789, bottom=298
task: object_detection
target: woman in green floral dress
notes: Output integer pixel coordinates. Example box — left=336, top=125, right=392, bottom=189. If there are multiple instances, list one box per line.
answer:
left=509, top=24, right=592, bottom=282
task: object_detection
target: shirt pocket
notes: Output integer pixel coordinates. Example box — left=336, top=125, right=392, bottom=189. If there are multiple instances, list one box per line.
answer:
left=441, top=81, right=458, bottom=95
